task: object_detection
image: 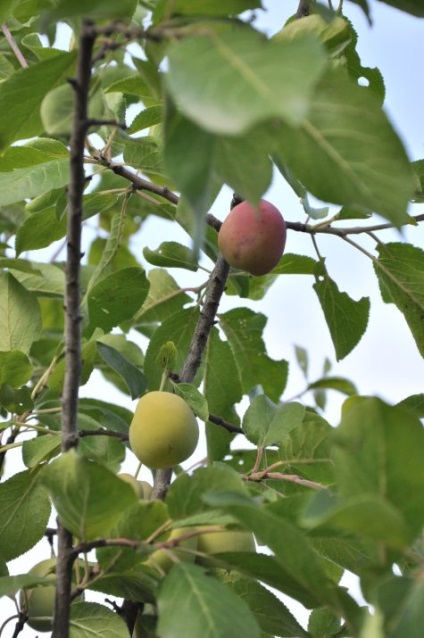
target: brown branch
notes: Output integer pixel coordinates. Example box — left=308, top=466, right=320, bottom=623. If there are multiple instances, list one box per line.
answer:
left=54, top=20, right=96, bottom=638
left=207, top=413, right=243, bottom=435
left=102, top=160, right=179, bottom=206
left=151, top=198, right=238, bottom=499
left=296, top=0, right=311, bottom=19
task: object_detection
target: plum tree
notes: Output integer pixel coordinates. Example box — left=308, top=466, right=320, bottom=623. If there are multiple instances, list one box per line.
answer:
left=19, top=558, right=57, bottom=632
left=196, top=528, right=256, bottom=567
left=129, top=391, right=199, bottom=469
left=217, top=199, right=287, bottom=276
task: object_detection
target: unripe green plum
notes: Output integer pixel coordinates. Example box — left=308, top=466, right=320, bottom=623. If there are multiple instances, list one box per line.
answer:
left=146, top=527, right=198, bottom=574
left=129, top=391, right=199, bottom=469
left=218, top=199, right=286, bottom=276
left=118, top=473, right=153, bottom=499
left=196, top=528, right=256, bottom=567
left=19, top=558, right=57, bottom=632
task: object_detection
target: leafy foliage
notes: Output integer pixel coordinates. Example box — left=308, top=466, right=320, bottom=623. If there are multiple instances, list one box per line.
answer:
left=0, top=1, right=423, bottom=637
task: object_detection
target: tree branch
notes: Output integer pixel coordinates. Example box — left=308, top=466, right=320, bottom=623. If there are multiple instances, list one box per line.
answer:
left=53, top=20, right=96, bottom=638
left=151, top=200, right=237, bottom=499
left=1, top=23, right=28, bottom=68
left=296, top=0, right=311, bottom=19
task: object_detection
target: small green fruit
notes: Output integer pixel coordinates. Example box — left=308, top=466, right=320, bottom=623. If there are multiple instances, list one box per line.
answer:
left=196, top=528, right=255, bottom=567
left=146, top=527, right=198, bottom=574
left=218, top=199, right=286, bottom=276
left=19, top=558, right=57, bottom=632
left=118, top=473, right=153, bottom=499
left=129, top=391, right=199, bottom=469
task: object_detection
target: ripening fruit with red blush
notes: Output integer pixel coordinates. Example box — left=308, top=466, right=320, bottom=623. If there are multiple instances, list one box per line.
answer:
left=218, top=199, right=286, bottom=276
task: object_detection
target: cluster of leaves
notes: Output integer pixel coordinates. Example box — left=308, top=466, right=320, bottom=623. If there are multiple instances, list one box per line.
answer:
left=0, top=0, right=423, bottom=637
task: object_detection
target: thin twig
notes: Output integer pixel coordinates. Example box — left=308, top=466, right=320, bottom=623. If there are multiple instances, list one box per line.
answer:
left=208, top=413, right=243, bottom=435
left=1, top=23, right=28, bottom=68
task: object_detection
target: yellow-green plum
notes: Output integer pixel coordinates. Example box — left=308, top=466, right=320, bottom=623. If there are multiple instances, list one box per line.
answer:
left=19, top=558, right=57, bottom=632
left=129, top=391, right=199, bottom=469
left=118, top=473, right=153, bottom=499
left=146, top=527, right=198, bottom=574
left=218, top=199, right=286, bottom=276
left=196, top=528, right=256, bottom=567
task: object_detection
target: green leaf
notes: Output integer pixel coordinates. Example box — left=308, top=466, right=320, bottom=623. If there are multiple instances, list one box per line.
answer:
left=69, top=601, right=130, bottom=638
left=42, top=451, right=138, bottom=541
left=135, top=269, right=191, bottom=325
left=376, top=0, right=424, bottom=18
left=273, top=253, right=318, bottom=275
left=372, top=575, right=424, bottom=638
left=411, top=159, right=424, bottom=202
left=79, top=398, right=132, bottom=435
left=11, top=262, right=65, bottom=297
left=0, top=272, right=42, bottom=353
left=396, top=394, right=424, bottom=418
left=166, top=465, right=249, bottom=521
left=22, top=433, right=61, bottom=469
left=212, top=499, right=362, bottom=632
left=0, top=470, right=51, bottom=561
left=143, top=241, right=199, bottom=271
left=214, top=127, right=273, bottom=204
left=307, top=376, right=357, bottom=396
left=279, top=411, right=335, bottom=484
left=96, top=499, right=169, bottom=572
left=221, top=571, right=309, bottom=638
left=0, top=573, right=55, bottom=598
left=313, top=265, right=370, bottom=360
left=276, top=14, right=351, bottom=56
left=203, top=327, right=243, bottom=461
left=157, top=563, right=261, bottom=638
left=0, top=138, right=69, bottom=171
left=0, top=51, right=77, bottom=151
left=77, top=413, right=126, bottom=473
left=89, top=564, right=159, bottom=603
left=122, top=135, right=164, bottom=177
left=166, top=31, right=327, bottom=134
left=275, top=68, right=415, bottom=225
left=15, top=207, right=67, bottom=255
left=87, top=267, right=150, bottom=333
left=0, top=0, right=19, bottom=23
left=47, top=0, right=137, bottom=21
left=295, top=344, right=309, bottom=378
left=308, top=607, right=341, bottom=638
left=163, top=105, right=222, bottom=218
left=219, top=308, right=288, bottom=402
left=243, top=396, right=305, bottom=448
left=154, top=0, right=262, bottom=20
left=144, top=307, right=200, bottom=390
left=96, top=341, right=147, bottom=400
left=333, top=397, right=424, bottom=540
left=0, top=351, right=32, bottom=386
left=172, top=383, right=209, bottom=422
left=127, top=105, right=163, bottom=134
left=374, top=242, right=424, bottom=357
left=303, top=490, right=411, bottom=549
